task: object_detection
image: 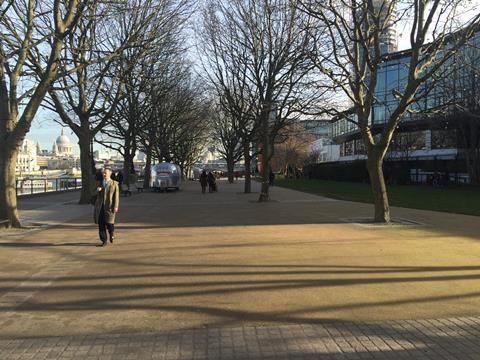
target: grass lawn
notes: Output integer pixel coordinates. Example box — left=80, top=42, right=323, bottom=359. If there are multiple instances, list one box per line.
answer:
left=276, top=178, right=480, bottom=216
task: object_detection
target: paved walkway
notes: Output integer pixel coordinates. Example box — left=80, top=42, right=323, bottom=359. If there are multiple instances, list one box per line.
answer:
left=0, top=180, right=479, bottom=359
left=2, top=318, right=480, bottom=359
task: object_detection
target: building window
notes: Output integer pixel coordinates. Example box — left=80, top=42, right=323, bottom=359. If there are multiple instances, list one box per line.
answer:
left=390, top=131, right=426, bottom=151
left=355, top=139, right=366, bottom=155
left=432, top=130, right=456, bottom=149
left=344, top=141, right=354, bottom=156
left=373, top=105, right=385, bottom=124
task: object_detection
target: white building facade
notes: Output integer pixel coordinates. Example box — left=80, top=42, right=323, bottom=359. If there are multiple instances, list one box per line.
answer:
left=16, top=139, right=39, bottom=173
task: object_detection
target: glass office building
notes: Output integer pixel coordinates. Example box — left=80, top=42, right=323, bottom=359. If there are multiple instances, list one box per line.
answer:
left=332, top=30, right=480, bottom=163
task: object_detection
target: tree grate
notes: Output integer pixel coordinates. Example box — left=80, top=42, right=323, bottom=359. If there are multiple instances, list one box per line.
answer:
left=340, top=217, right=425, bottom=227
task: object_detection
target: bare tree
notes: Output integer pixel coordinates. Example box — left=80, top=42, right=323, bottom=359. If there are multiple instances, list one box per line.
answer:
left=136, top=61, right=210, bottom=180
left=271, top=122, right=315, bottom=177
left=99, top=61, right=148, bottom=186
left=44, top=0, right=172, bottom=204
left=300, top=0, right=480, bottom=222
left=202, top=0, right=320, bottom=201
left=155, top=76, right=210, bottom=174
left=200, top=8, right=260, bottom=191
left=137, top=57, right=184, bottom=188
left=210, top=104, right=243, bottom=183
left=97, top=0, right=191, bottom=187
left=0, top=0, right=86, bottom=228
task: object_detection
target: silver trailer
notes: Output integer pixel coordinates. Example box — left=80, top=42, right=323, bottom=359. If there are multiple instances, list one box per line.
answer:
left=150, top=163, right=182, bottom=192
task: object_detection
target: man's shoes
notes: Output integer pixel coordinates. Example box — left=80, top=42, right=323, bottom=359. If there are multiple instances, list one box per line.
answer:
left=109, top=235, right=114, bottom=243
left=101, top=241, right=107, bottom=247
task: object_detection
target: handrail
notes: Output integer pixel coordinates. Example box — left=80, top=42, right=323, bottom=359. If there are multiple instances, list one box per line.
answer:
left=15, top=177, right=82, bottom=196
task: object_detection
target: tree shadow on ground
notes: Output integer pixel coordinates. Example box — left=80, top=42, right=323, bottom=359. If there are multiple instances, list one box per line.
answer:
left=3, top=263, right=480, bottom=315
left=3, top=297, right=480, bottom=359
left=2, top=261, right=480, bottom=358
left=0, top=242, right=95, bottom=248
left=14, top=180, right=480, bottom=243
left=3, top=264, right=480, bottom=283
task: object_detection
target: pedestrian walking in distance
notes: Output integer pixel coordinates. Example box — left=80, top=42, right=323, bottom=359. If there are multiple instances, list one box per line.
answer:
left=93, top=168, right=119, bottom=247
left=199, top=170, right=208, bottom=194
left=207, top=171, right=217, bottom=193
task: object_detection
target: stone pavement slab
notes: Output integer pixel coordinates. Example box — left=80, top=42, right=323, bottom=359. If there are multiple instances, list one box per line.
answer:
left=0, top=180, right=480, bottom=358
left=16, top=191, right=93, bottom=227
left=1, top=317, right=480, bottom=359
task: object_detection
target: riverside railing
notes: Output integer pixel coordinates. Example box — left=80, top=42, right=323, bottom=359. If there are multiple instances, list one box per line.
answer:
left=15, top=177, right=82, bottom=196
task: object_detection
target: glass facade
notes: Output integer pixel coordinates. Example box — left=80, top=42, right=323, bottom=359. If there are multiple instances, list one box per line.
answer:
left=431, top=129, right=457, bottom=149
left=302, top=119, right=331, bottom=140
left=332, top=31, right=480, bottom=139
left=340, top=131, right=427, bottom=157
left=389, top=131, right=426, bottom=151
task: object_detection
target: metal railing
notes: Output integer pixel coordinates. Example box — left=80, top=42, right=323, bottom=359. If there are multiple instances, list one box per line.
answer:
left=15, top=177, right=82, bottom=196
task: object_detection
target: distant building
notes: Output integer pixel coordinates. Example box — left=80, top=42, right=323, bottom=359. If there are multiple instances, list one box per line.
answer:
left=372, top=0, right=398, bottom=54
left=94, top=149, right=122, bottom=161
left=310, top=138, right=340, bottom=163
left=295, top=119, right=340, bottom=164
left=36, top=156, right=49, bottom=169
left=35, top=129, right=81, bottom=171
left=52, top=128, right=73, bottom=156
left=300, top=119, right=331, bottom=140
left=330, top=30, right=480, bottom=184
left=16, top=139, right=39, bottom=173
left=47, top=157, right=81, bottom=170
left=198, top=145, right=226, bottom=167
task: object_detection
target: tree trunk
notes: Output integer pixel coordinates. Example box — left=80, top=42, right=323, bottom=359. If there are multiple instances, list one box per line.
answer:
left=143, top=147, right=152, bottom=189
left=78, top=136, right=95, bottom=205
left=227, top=156, right=234, bottom=184
left=123, top=152, right=134, bottom=186
left=259, top=154, right=270, bottom=202
left=0, top=145, right=21, bottom=228
left=243, top=141, right=251, bottom=194
left=366, top=153, right=391, bottom=223
left=258, top=112, right=270, bottom=202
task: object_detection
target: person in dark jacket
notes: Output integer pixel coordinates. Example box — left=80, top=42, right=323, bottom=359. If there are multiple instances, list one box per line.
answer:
left=199, top=170, right=208, bottom=194
left=207, top=171, right=216, bottom=193
left=95, top=169, right=103, bottom=182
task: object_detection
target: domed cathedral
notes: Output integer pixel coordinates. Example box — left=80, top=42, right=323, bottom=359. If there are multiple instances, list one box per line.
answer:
left=52, top=128, right=73, bottom=156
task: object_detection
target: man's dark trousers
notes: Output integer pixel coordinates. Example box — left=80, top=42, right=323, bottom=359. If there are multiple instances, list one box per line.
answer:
left=98, top=205, right=114, bottom=244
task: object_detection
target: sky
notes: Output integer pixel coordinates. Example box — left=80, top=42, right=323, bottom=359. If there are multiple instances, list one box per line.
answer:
left=395, top=1, right=480, bottom=51
left=25, top=0, right=480, bottom=153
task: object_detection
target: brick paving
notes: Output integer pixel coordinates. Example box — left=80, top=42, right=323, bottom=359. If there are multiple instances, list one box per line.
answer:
left=1, top=317, right=480, bottom=359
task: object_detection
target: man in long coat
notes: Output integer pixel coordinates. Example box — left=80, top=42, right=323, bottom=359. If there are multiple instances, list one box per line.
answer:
left=94, top=168, right=120, bottom=246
